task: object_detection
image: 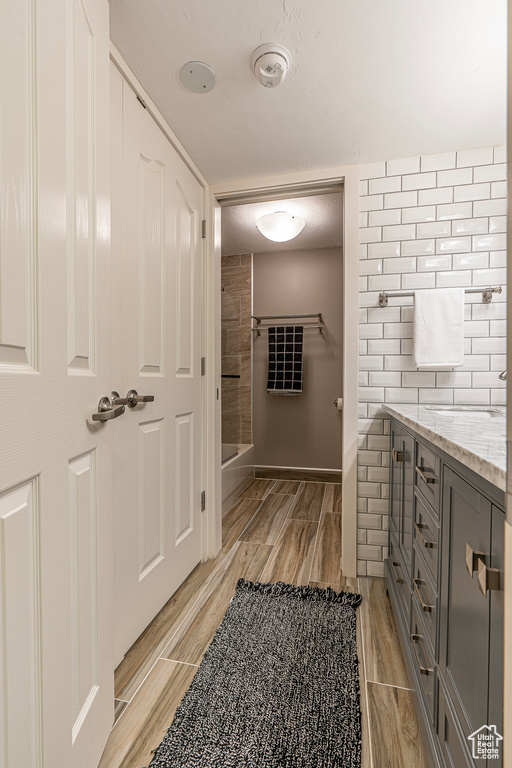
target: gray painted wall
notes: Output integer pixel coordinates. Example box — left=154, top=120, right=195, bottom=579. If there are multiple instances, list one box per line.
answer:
left=253, top=247, right=343, bottom=470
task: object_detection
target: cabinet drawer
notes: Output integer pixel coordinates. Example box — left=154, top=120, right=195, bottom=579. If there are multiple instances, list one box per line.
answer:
left=412, top=544, right=438, bottom=653
left=410, top=601, right=436, bottom=725
left=415, top=439, right=440, bottom=514
left=388, top=533, right=410, bottom=624
left=414, top=492, right=440, bottom=586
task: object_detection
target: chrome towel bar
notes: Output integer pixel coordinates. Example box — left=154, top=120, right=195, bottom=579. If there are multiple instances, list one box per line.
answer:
left=378, top=286, right=502, bottom=307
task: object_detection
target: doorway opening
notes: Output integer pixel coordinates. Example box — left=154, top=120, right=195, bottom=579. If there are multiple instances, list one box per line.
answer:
left=208, top=167, right=359, bottom=576
left=219, top=190, right=344, bottom=514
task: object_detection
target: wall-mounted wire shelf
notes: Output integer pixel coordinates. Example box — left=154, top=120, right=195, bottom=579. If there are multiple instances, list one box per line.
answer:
left=251, top=312, right=324, bottom=335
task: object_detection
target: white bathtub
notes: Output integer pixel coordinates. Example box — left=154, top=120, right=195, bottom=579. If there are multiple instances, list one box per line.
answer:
left=222, top=444, right=255, bottom=515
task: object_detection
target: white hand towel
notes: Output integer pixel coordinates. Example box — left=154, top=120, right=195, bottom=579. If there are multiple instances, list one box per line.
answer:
left=413, top=288, right=464, bottom=370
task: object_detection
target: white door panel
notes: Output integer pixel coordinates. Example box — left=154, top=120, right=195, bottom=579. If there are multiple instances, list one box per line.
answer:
left=0, top=1, right=112, bottom=767
left=111, top=77, right=203, bottom=661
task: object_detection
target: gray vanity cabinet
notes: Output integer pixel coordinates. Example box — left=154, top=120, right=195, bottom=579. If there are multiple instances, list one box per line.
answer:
left=386, top=417, right=504, bottom=768
left=439, top=467, right=503, bottom=767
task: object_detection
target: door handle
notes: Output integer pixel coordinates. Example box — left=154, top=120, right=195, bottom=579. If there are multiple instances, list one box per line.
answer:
left=413, top=578, right=434, bottom=613
left=466, top=542, right=484, bottom=577
left=415, top=465, right=436, bottom=484
left=415, top=521, right=434, bottom=549
left=111, top=391, right=129, bottom=405
left=126, top=389, right=155, bottom=408
left=391, top=560, right=404, bottom=584
left=92, top=396, right=126, bottom=422
left=392, top=448, right=403, bottom=463
left=477, top=555, right=500, bottom=596
left=410, top=633, right=433, bottom=676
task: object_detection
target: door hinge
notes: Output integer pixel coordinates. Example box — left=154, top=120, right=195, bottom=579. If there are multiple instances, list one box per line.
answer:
left=201, top=219, right=207, bottom=238
left=201, top=491, right=206, bottom=512
left=201, top=356, right=206, bottom=376
left=136, top=95, right=147, bottom=109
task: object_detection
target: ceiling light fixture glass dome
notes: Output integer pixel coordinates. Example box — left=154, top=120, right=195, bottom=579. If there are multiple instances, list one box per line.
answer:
left=256, top=211, right=306, bottom=242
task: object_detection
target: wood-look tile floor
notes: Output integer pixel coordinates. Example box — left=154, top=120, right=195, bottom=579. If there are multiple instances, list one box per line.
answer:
left=99, top=479, right=427, bottom=768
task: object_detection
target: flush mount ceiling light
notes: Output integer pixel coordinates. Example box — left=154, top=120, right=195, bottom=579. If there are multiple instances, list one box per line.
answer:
left=256, top=212, right=305, bottom=242
left=250, top=43, right=291, bottom=88
left=179, top=61, right=216, bottom=93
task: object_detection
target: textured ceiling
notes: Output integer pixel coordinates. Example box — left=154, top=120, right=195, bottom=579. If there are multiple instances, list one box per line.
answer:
left=109, top=0, right=506, bottom=185
left=221, top=193, right=343, bottom=256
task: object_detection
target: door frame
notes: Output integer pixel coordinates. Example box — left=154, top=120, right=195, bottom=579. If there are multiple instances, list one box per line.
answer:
left=108, top=46, right=360, bottom=576
left=109, top=45, right=211, bottom=562
left=207, top=167, right=359, bottom=577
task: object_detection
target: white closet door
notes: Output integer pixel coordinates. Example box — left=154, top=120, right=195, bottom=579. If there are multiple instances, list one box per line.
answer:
left=0, top=1, right=113, bottom=768
left=111, top=75, right=204, bottom=661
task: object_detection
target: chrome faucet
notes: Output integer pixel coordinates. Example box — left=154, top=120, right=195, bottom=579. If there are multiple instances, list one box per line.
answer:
left=499, top=369, right=507, bottom=380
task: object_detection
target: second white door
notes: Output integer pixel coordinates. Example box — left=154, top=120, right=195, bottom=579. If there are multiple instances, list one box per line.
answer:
left=111, top=68, right=204, bottom=661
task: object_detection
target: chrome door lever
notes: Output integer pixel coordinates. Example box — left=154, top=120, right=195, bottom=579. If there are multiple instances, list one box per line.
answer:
left=126, top=389, right=155, bottom=408
left=111, top=391, right=129, bottom=405
left=92, top=396, right=126, bottom=422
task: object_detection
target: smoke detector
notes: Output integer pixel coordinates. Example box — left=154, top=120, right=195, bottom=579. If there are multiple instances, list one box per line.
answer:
left=250, top=43, right=291, bottom=88
left=180, top=61, right=216, bottom=93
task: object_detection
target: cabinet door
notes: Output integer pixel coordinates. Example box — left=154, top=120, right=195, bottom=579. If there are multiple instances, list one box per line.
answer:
left=400, top=431, right=414, bottom=576
left=488, top=505, right=504, bottom=762
left=389, top=423, right=403, bottom=539
left=437, top=678, right=474, bottom=768
left=440, top=467, right=491, bottom=749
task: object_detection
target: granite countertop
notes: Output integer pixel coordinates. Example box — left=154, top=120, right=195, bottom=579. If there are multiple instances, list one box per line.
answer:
left=382, top=404, right=506, bottom=492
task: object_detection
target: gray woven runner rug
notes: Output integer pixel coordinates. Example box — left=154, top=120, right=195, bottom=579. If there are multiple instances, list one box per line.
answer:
left=147, top=579, right=363, bottom=768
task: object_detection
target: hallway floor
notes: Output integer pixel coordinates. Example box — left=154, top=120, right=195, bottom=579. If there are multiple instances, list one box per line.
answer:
left=99, top=478, right=427, bottom=768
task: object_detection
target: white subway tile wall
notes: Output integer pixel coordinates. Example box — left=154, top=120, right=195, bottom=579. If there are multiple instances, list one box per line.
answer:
left=357, top=146, right=507, bottom=577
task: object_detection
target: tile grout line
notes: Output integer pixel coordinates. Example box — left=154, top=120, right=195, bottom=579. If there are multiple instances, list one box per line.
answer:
left=256, top=475, right=339, bottom=485
left=115, top=554, right=228, bottom=712
left=357, top=577, right=375, bottom=768
left=235, top=497, right=268, bottom=543
left=285, top=481, right=306, bottom=519
left=243, top=486, right=300, bottom=577
left=306, top=484, right=326, bottom=584
left=320, top=482, right=332, bottom=516
left=263, top=492, right=298, bottom=548
left=366, top=679, right=412, bottom=692
left=152, top=533, right=276, bottom=679
left=161, top=658, right=200, bottom=668
left=111, top=701, right=131, bottom=730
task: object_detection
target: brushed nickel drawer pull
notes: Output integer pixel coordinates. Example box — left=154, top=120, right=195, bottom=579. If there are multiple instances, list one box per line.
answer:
left=411, top=633, right=433, bottom=676
left=391, top=560, right=404, bottom=584
left=416, top=465, right=436, bottom=484
left=477, top=556, right=501, bottom=596
left=413, top=578, right=434, bottom=613
left=415, top=521, right=434, bottom=549
left=465, top=542, right=484, bottom=577
left=392, top=448, right=403, bottom=463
